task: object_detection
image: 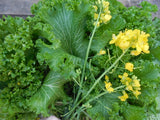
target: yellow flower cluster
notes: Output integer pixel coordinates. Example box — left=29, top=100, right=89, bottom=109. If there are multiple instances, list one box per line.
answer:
left=118, top=73, right=141, bottom=101
left=125, top=62, right=134, bottom=72
left=93, top=0, right=112, bottom=27
left=109, top=29, right=150, bottom=56
left=104, top=75, right=114, bottom=93
left=118, top=91, right=128, bottom=102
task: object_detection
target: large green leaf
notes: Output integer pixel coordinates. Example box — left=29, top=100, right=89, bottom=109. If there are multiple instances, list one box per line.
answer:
left=151, top=47, right=160, bottom=61
left=27, top=71, right=71, bottom=116
left=34, top=1, right=90, bottom=59
left=28, top=1, right=92, bottom=116
left=121, top=104, right=146, bottom=120
left=87, top=93, right=120, bottom=120
left=133, top=61, right=160, bottom=87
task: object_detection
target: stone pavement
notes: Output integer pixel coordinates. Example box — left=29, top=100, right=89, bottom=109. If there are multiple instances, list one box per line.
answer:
left=0, top=0, right=39, bottom=15
left=0, top=0, right=160, bottom=17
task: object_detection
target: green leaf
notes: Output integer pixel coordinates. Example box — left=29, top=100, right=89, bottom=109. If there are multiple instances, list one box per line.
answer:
left=87, top=93, right=120, bottom=120
left=101, top=15, right=126, bottom=31
left=156, top=86, right=160, bottom=112
left=133, top=61, right=160, bottom=87
left=138, top=87, right=158, bottom=106
left=34, top=1, right=90, bottom=59
left=27, top=71, right=71, bottom=116
left=121, top=104, right=146, bottom=120
left=151, top=47, right=160, bottom=61
left=0, top=16, right=24, bottom=40
left=140, top=1, right=158, bottom=12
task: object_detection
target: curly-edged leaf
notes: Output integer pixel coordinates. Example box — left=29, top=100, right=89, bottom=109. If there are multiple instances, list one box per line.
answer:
left=36, top=39, right=83, bottom=72
left=33, top=22, right=61, bottom=49
left=87, top=93, right=120, bottom=120
left=27, top=71, right=73, bottom=116
left=0, top=98, right=25, bottom=120
left=140, top=1, right=158, bottom=12
left=0, top=16, right=24, bottom=40
left=121, top=104, right=146, bottom=120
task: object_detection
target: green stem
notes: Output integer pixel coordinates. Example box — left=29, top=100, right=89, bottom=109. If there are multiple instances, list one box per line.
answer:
left=71, top=85, right=125, bottom=119
left=87, top=85, right=125, bottom=103
left=82, top=50, right=127, bottom=100
left=68, top=50, right=128, bottom=118
left=73, top=3, right=102, bottom=108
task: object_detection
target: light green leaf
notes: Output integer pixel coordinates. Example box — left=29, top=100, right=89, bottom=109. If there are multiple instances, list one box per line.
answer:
left=133, top=61, right=160, bottom=87
left=35, top=1, right=90, bottom=59
left=121, top=104, right=145, bottom=120
left=27, top=71, right=71, bottom=116
left=87, top=93, right=120, bottom=120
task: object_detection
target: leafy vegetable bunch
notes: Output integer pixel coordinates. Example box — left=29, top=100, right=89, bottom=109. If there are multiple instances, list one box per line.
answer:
left=0, top=0, right=160, bottom=119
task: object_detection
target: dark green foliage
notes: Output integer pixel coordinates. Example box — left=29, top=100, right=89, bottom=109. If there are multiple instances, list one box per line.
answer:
left=0, top=16, right=46, bottom=119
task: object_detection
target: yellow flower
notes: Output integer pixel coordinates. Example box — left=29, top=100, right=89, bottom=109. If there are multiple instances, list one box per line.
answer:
left=119, top=91, right=128, bottom=101
left=93, top=21, right=100, bottom=27
left=105, top=75, right=109, bottom=81
left=107, top=87, right=114, bottom=93
left=104, top=81, right=114, bottom=93
left=109, top=29, right=150, bottom=54
left=94, top=13, right=99, bottom=20
left=133, top=90, right=141, bottom=98
left=17, top=82, right=20, bottom=85
left=125, top=63, right=134, bottom=72
left=118, top=40, right=130, bottom=50
left=126, top=85, right=133, bottom=91
left=131, top=50, right=141, bottom=56
left=132, top=79, right=141, bottom=88
left=103, top=1, right=109, bottom=7
left=105, top=81, right=111, bottom=88
left=99, top=49, right=106, bottom=55
left=93, top=5, right=98, bottom=11
left=93, top=0, right=111, bottom=26
left=101, top=14, right=112, bottom=23
left=118, top=72, right=128, bottom=79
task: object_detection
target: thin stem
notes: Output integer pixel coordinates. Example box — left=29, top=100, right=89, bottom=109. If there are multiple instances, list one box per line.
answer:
left=67, top=50, right=128, bottom=118
left=71, top=85, right=125, bottom=119
left=82, top=50, right=128, bottom=100
left=73, top=3, right=102, bottom=108
left=87, top=85, right=125, bottom=103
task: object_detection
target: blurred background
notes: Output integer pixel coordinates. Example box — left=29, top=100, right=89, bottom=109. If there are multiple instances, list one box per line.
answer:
left=0, top=0, right=160, bottom=17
